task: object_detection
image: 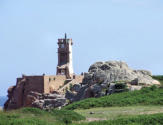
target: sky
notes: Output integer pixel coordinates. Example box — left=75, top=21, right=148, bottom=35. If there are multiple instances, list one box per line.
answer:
left=0, top=0, right=163, bottom=96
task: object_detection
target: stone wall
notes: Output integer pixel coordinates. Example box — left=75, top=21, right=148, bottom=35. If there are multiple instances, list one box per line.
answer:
left=44, top=75, right=67, bottom=93
left=4, top=76, right=45, bottom=110
left=58, top=75, right=84, bottom=93
left=24, top=76, right=44, bottom=93
left=23, top=76, right=44, bottom=106
left=4, top=74, right=83, bottom=110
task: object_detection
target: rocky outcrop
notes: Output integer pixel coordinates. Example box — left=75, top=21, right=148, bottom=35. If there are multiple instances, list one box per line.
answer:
left=5, top=90, right=67, bottom=110
left=66, top=61, right=160, bottom=102
left=28, top=91, right=67, bottom=110
left=84, top=61, right=159, bottom=85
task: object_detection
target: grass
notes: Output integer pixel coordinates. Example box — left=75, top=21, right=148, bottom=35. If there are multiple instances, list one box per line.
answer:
left=75, top=106, right=163, bottom=120
left=0, top=107, right=85, bottom=125
left=64, top=86, right=163, bottom=110
left=0, top=107, right=162, bottom=125
left=71, top=113, right=163, bottom=125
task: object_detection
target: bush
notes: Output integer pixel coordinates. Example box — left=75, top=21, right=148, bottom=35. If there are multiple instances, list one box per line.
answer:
left=114, top=83, right=129, bottom=93
left=69, top=83, right=73, bottom=90
left=64, top=80, right=69, bottom=85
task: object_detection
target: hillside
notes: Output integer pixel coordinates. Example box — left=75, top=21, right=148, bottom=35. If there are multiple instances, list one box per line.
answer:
left=64, top=86, right=163, bottom=110
left=0, top=86, right=163, bottom=125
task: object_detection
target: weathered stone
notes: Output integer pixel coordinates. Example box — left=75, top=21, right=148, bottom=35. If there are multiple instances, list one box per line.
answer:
left=108, top=83, right=116, bottom=95
left=5, top=89, right=67, bottom=110
left=87, top=61, right=159, bottom=85
left=66, top=61, right=160, bottom=102
left=4, top=74, right=83, bottom=110
left=70, top=84, right=81, bottom=92
left=29, top=91, right=67, bottom=110
left=65, top=90, right=76, bottom=102
left=129, top=86, right=142, bottom=91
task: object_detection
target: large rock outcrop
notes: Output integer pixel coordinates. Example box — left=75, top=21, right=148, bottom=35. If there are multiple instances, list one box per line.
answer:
left=27, top=91, right=67, bottom=110
left=66, top=61, right=160, bottom=102
left=84, top=61, right=159, bottom=85
left=5, top=90, right=67, bottom=110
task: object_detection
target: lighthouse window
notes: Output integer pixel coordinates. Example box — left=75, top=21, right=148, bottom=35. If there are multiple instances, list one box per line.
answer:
left=61, top=70, right=65, bottom=75
left=61, top=44, right=64, bottom=48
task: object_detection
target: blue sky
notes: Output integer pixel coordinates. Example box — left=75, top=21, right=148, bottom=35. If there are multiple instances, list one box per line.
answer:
left=0, top=0, right=163, bottom=96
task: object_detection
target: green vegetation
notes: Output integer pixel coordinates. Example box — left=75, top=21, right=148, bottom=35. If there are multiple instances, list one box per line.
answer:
left=64, top=80, right=69, bottom=85
left=114, top=82, right=129, bottom=93
left=71, top=113, right=163, bottom=125
left=69, top=83, right=73, bottom=90
left=153, top=75, right=163, bottom=86
left=50, top=109, right=85, bottom=124
left=0, top=107, right=85, bottom=125
left=1, top=107, right=163, bottom=125
left=64, top=86, right=163, bottom=110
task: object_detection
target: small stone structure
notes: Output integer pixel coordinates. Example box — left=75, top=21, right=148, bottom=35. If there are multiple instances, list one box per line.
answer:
left=4, top=34, right=83, bottom=110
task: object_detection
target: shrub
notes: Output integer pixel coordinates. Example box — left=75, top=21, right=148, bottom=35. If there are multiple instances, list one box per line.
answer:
left=114, top=83, right=128, bottom=93
left=69, top=83, right=73, bottom=90
left=64, top=80, right=69, bottom=85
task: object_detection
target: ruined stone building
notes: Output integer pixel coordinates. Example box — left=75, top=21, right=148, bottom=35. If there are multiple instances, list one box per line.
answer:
left=5, top=34, right=83, bottom=110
